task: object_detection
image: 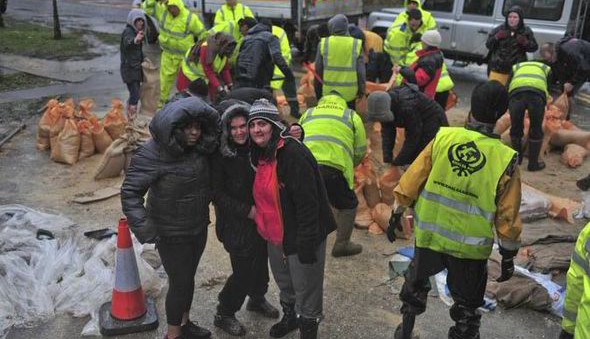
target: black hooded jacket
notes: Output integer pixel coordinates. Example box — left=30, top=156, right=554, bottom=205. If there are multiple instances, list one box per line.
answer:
left=121, top=97, right=220, bottom=243
left=554, top=36, right=590, bottom=88
left=235, top=23, right=294, bottom=89
left=120, top=9, right=145, bottom=83
left=211, top=101, right=266, bottom=256
left=381, top=84, right=448, bottom=166
left=486, top=6, right=538, bottom=73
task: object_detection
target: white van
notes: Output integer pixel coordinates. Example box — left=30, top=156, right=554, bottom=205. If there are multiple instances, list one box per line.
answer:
left=368, top=0, right=589, bottom=64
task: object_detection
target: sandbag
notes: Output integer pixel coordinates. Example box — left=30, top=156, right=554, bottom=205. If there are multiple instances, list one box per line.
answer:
left=522, top=183, right=582, bottom=224
left=520, top=185, right=550, bottom=222
left=366, top=81, right=387, bottom=93
left=540, top=107, right=564, bottom=159
left=90, top=119, right=113, bottom=154
left=358, top=159, right=380, bottom=208
left=77, top=98, right=96, bottom=120
left=50, top=119, right=80, bottom=165
left=552, top=93, right=569, bottom=117
left=104, top=99, right=127, bottom=140
left=297, top=82, right=317, bottom=110
left=379, top=166, right=401, bottom=206
left=77, top=120, right=95, bottom=159
left=94, top=138, right=127, bottom=180
left=368, top=222, right=384, bottom=235
left=140, top=58, right=160, bottom=117
left=550, top=129, right=590, bottom=149
left=562, top=121, right=580, bottom=130
left=494, top=112, right=511, bottom=135
left=355, top=185, right=372, bottom=228
left=371, top=203, right=392, bottom=231
left=36, top=99, right=60, bottom=151
left=445, top=90, right=458, bottom=111
left=561, top=144, right=587, bottom=168
left=393, top=127, right=405, bottom=157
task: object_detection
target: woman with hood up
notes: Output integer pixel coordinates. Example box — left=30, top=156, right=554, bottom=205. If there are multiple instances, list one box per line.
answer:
left=247, top=99, right=336, bottom=339
left=121, top=97, right=219, bottom=339
left=178, top=32, right=237, bottom=102
left=486, top=5, right=538, bottom=85
left=120, top=8, right=146, bottom=120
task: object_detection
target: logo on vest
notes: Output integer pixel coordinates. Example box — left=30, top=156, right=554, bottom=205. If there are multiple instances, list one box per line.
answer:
left=448, top=141, right=486, bottom=177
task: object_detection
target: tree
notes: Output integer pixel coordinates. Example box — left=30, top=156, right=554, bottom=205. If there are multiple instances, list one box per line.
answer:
left=52, top=0, right=61, bottom=39
left=0, top=0, right=7, bottom=28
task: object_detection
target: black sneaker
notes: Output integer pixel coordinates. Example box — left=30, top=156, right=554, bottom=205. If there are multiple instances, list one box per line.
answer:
left=214, top=314, right=246, bottom=336
left=181, top=321, right=211, bottom=338
left=246, top=297, right=280, bottom=319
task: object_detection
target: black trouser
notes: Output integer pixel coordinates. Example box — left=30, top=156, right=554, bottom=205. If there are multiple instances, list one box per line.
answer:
left=509, top=91, right=545, bottom=141
left=217, top=242, right=270, bottom=315
left=400, top=247, right=487, bottom=339
left=126, top=81, right=141, bottom=106
left=435, top=91, right=449, bottom=111
left=157, top=234, right=207, bottom=326
left=319, top=165, right=358, bottom=210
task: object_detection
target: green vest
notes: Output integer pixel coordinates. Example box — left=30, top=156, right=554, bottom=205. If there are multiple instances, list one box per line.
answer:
left=159, top=10, right=198, bottom=55
left=181, top=43, right=228, bottom=83
left=562, top=222, right=590, bottom=337
left=320, top=36, right=362, bottom=102
left=414, top=127, right=516, bottom=260
left=300, top=94, right=367, bottom=188
left=508, top=61, right=551, bottom=98
left=271, top=26, right=291, bottom=90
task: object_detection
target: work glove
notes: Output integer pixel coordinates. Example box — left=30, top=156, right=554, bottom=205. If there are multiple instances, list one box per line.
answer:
left=410, top=33, right=422, bottom=44
left=298, top=250, right=317, bottom=265
left=516, top=35, right=528, bottom=47
left=494, top=29, right=509, bottom=40
left=497, top=256, right=515, bottom=282
left=386, top=212, right=403, bottom=243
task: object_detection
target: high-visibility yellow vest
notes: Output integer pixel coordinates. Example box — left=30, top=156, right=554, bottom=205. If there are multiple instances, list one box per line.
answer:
left=214, top=2, right=254, bottom=25
left=562, top=222, right=590, bottom=338
left=508, top=61, right=551, bottom=98
left=414, top=127, right=516, bottom=260
left=142, top=0, right=166, bottom=22
left=300, top=94, right=367, bottom=188
left=159, top=1, right=206, bottom=56
left=271, top=25, right=292, bottom=90
left=319, top=36, right=362, bottom=102
left=392, top=1, right=438, bottom=32
left=181, top=43, right=228, bottom=83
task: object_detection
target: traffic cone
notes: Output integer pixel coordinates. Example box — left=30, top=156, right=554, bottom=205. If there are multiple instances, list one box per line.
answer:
left=99, top=218, right=158, bottom=336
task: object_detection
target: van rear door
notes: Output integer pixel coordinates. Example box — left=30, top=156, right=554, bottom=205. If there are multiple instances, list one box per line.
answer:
left=453, top=0, right=497, bottom=59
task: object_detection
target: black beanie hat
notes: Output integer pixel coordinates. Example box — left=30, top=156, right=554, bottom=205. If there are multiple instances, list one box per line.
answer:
left=470, top=80, right=509, bottom=124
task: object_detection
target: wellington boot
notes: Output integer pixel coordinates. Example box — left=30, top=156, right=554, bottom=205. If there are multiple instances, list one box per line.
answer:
left=527, top=139, right=546, bottom=171
left=269, top=301, right=298, bottom=338
left=510, top=137, right=523, bottom=165
left=298, top=317, right=319, bottom=339
left=331, top=208, right=363, bottom=257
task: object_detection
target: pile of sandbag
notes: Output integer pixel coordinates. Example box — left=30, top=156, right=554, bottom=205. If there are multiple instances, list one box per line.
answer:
left=495, top=93, right=588, bottom=168
left=36, top=98, right=128, bottom=165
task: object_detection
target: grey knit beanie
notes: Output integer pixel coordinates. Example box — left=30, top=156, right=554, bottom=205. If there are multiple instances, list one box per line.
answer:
left=367, top=91, right=394, bottom=122
left=247, top=99, right=285, bottom=130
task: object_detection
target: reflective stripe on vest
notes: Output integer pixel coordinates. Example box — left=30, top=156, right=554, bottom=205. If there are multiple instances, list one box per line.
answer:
left=271, top=26, right=291, bottom=89
left=414, top=127, right=517, bottom=260
left=509, top=61, right=550, bottom=97
left=160, top=11, right=193, bottom=38
left=304, top=135, right=353, bottom=159
left=572, top=249, right=590, bottom=275
left=301, top=107, right=354, bottom=129
left=320, top=36, right=361, bottom=102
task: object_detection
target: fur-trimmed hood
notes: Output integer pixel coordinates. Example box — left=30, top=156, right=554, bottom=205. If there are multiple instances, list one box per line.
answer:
left=218, top=100, right=251, bottom=157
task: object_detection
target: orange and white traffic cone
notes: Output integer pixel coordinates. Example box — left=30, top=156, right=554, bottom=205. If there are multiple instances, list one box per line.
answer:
left=99, top=218, right=158, bottom=336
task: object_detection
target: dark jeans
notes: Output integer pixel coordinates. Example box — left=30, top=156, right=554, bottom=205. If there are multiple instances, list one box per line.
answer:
left=435, top=90, right=449, bottom=111
left=319, top=165, right=358, bottom=210
left=126, top=81, right=141, bottom=106
left=282, top=77, right=300, bottom=117
left=400, top=247, right=487, bottom=338
left=217, top=242, right=270, bottom=315
left=157, top=235, right=207, bottom=326
left=509, top=91, right=545, bottom=141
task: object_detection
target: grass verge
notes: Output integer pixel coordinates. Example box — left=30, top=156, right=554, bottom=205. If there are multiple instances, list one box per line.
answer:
left=0, top=72, right=55, bottom=93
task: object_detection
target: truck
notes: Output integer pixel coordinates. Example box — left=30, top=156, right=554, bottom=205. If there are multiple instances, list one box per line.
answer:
left=367, top=0, right=589, bottom=64
left=196, top=0, right=365, bottom=44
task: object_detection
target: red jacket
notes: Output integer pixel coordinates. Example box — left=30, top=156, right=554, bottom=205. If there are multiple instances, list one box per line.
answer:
left=403, top=47, right=444, bottom=99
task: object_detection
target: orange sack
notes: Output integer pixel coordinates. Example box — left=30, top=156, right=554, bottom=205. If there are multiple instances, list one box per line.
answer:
left=494, top=112, right=511, bottom=135
left=552, top=93, right=570, bottom=118
left=78, top=98, right=96, bottom=120
left=104, top=98, right=127, bottom=140
left=372, top=203, right=392, bottom=232
left=379, top=166, right=401, bottom=206
left=368, top=222, right=384, bottom=235
left=50, top=119, right=81, bottom=165
left=91, top=118, right=113, bottom=154
left=550, top=129, right=590, bottom=149
left=561, top=144, right=587, bottom=168
left=36, top=99, right=60, bottom=151
left=78, top=120, right=96, bottom=159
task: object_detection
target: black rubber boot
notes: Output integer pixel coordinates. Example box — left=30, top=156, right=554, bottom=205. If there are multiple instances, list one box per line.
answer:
left=511, top=137, right=523, bottom=165
left=577, top=175, right=590, bottom=191
left=269, top=301, right=298, bottom=338
left=181, top=320, right=212, bottom=338
left=246, top=296, right=280, bottom=319
left=394, top=313, right=417, bottom=339
left=214, top=305, right=246, bottom=337
left=527, top=139, right=546, bottom=171
left=298, top=316, right=319, bottom=339
left=448, top=304, right=481, bottom=339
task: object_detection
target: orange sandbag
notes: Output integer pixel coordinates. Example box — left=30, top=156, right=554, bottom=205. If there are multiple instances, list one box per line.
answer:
left=552, top=93, right=570, bottom=117
left=36, top=99, right=60, bottom=151
left=366, top=81, right=387, bottom=93
left=49, top=103, right=72, bottom=150
left=379, top=166, right=401, bottom=206
left=355, top=185, right=373, bottom=228
left=494, top=112, right=511, bottom=135
left=77, top=120, right=96, bottom=159
left=446, top=90, right=458, bottom=111
left=78, top=98, right=96, bottom=120
left=357, top=159, right=380, bottom=207
left=368, top=222, right=384, bottom=235
left=371, top=203, right=392, bottom=231
left=50, top=119, right=80, bottom=165
left=91, top=119, right=113, bottom=154
left=103, top=98, right=127, bottom=140
left=550, top=129, right=590, bottom=149
left=297, top=83, right=317, bottom=109
left=561, top=144, right=587, bottom=168
left=541, top=108, right=564, bottom=158
left=523, top=183, right=582, bottom=224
